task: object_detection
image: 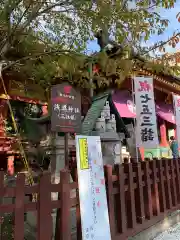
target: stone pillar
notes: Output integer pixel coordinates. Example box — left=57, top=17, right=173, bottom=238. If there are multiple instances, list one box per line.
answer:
left=160, top=121, right=168, bottom=147
left=114, top=142, right=123, bottom=164
left=7, top=155, right=14, bottom=175
left=51, top=144, right=65, bottom=238
left=102, top=142, right=116, bottom=165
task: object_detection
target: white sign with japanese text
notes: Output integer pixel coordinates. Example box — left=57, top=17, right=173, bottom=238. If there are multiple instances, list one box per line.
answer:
left=173, top=94, right=180, bottom=156
left=134, top=76, right=159, bottom=148
left=75, top=135, right=111, bottom=240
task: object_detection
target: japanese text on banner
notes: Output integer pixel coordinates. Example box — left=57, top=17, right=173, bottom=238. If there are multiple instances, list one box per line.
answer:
left=79, top=138, right=89, bottom=170
left=134, top=77, right=159, bottom=148
left=75, top=136, right=111, bottom=240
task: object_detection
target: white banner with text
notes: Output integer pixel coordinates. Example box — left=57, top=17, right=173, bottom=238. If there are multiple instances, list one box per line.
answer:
left=75, top=135, right=111, bottom=240
left=133, top=76, right=159, bottom=148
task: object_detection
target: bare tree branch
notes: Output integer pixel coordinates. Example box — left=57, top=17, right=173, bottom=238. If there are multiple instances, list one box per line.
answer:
left=143, top=32, right=180, bottom=55
left=2, top=49, right=88, bottom=71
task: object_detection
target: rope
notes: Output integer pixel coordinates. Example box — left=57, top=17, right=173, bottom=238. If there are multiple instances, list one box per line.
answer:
left=0, top=75, right=35, bottom=187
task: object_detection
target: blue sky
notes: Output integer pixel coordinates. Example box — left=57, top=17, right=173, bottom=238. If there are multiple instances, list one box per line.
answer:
left=86, top=2, right=180, bottom=55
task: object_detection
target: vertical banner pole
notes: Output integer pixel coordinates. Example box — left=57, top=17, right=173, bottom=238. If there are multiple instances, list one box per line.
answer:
left=131, top=76, right=139, bottom=162
left=172, top=94, right=180, bottom=157
left=89, top=61, right=94, bottom=98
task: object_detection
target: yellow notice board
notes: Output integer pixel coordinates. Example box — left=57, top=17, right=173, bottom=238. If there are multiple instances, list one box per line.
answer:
left=78, top=138, right=89, bottom=170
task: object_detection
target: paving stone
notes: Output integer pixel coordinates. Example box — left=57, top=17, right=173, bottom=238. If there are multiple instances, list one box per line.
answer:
left=154, top=223, right=180, bottom=240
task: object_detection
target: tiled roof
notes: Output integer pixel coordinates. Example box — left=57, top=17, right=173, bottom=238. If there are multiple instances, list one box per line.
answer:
left=81, top=91, right=130, bottom=137
left=81, top=91, right=110, bottom=135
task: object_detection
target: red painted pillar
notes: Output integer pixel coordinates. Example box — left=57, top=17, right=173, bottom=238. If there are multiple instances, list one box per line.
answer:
left=0, top=100, right=8, bottom=137
left=160, top=121, right=169, bottom=147
left=139, top=147, right=144, bottom=161
left=42, top=105, right=48, bottom=115
left=7, top=155, right=14, bottom=175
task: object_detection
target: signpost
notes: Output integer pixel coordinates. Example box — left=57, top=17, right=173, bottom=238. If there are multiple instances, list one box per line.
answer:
left=51, top=82, right=81, bottom=167
left=51, top=83, right=81, bottom=239
left=75, top=135, right=111, bottom=240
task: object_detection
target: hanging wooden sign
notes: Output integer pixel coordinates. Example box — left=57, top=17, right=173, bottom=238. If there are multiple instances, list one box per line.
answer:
left=51, top=83, right=81, bottom=133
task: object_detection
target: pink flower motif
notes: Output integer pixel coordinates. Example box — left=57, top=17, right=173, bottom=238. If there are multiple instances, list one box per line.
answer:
left=64, top=86, right=72, bottom=94
left=95, top=187, right=100, bottom=194
left=100, top=179, right=105, bottom=185
left=138, top=80, right=151, bottom=92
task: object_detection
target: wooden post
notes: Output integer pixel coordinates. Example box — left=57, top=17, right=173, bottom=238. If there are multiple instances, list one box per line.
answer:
left=134, top=163, right=145, bottom=223
left=156, top=160, right=166, bottom=212
left=57, top=170, right=71, bottom=240
left=142, top=161, right=153, bottom=220
left=124, top=163, right=136, bottom=228
left=104, top=165, right=116, bottom=238
left=14, top=174, right=25, bottom=240
left=149, top=161, right=160, bottom=216
left=75, top=171, right=82, bottom=240
left=0, top=171, right=4, bottom=239
left=163, top=159, right=172, bottom=209
left=115, top=164, right=127, bottom=233
left=170, top=159, right=178, bottom=206
left=38, top=172, right=52, bottom=240
left=65, top=133, right=69, bottom=169
left=175, top=159, right=180, bottom=203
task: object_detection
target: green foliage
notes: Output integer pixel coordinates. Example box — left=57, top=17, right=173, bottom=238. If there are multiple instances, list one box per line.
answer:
left=20, top=118, right=44, bottom=142
left=0, top=213, right=14, bottom=239
left=1, top=0, right=179, bottom=165
left=0, top=0, right=178, bottom=89
left=5, top=100, right=45, bottom=143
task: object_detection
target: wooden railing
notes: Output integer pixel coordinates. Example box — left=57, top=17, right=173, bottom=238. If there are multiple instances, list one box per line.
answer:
left=0, top=170, right=79, bottom=240
left=0, top=159, right=180, bottom=239
left=106, top=159, right=180, bottom=239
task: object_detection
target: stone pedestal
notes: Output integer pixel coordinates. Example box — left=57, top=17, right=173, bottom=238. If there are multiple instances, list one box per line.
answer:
left=91, top=131, right=123, bottom=165
left=102, top=142, right=122, bottom=165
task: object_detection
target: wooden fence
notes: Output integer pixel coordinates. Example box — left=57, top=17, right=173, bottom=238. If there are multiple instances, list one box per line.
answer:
left=0, top=159, right=180, bottom=239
